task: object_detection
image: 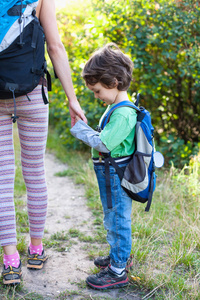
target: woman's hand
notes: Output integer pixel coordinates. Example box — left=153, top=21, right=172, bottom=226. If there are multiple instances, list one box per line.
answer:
left=69, top=99, right=87, bottom=127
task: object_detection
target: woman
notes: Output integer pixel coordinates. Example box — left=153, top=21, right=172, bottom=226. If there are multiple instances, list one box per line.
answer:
left=1, top=0, right=87, bottom=285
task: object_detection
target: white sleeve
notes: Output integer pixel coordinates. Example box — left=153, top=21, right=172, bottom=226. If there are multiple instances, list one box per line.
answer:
left=70, top=120, right=110, bottom=153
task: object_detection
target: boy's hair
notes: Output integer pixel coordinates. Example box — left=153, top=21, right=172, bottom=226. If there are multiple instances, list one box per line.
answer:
left=82, top=43, right=133, bottom=91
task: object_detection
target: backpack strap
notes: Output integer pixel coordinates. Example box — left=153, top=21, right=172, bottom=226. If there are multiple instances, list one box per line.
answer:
left=32, top=15, right=51, bottom=105
left=135, top=93, right=140, bottom=106
left=145, top=171, right=154, bottom=212
left=9, top=87, right=19, bottom=123
left=41, top=80, right=48, bottom=104
left=103, top=154, right=126, bottom=209
left=100, top=100, right=140, bottom=130
left=31, top=14, right=39, bottom=48
left=104, top=156, right=112, bottom=209
left=41, top=63, right=51, bottom=104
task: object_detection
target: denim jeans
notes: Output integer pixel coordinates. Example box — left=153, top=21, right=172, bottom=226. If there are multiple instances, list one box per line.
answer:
left=94, top=162, right=132, bottom=269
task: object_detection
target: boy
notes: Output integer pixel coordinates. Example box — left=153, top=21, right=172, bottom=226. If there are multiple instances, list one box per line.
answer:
left=70, top=43, right=137, bottom=289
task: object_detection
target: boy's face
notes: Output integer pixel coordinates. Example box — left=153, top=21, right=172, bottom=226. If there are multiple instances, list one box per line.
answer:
left=87, top=82, right=119, bottom=105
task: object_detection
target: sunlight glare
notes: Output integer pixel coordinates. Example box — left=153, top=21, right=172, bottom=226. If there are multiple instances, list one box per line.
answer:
left=55, top=0, right=87, bottom=8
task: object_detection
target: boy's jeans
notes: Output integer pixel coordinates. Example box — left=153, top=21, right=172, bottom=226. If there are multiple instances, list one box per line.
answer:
left=94, top=162, right=132, bottom=269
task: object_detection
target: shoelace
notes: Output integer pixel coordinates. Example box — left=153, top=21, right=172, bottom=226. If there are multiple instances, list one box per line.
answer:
left=97, top=266, right=125, bottom=278
left=97, top=268, right=109, bottom=278
left=4, top=265, right=20, bottom=274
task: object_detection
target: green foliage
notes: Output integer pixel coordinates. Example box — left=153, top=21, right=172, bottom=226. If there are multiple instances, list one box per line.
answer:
left=49, top=0, right=200, bottom=167
left=159, top=134, right=200, bottom=166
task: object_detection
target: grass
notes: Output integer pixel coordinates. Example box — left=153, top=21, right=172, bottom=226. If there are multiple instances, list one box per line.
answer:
left=42, top=230, right=78, bottom=252
left=47, top=128, right=200, bottom=300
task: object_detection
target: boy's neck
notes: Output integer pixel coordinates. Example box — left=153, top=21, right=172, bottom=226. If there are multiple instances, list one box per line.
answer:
left=114, top=90, right=129, bottom=104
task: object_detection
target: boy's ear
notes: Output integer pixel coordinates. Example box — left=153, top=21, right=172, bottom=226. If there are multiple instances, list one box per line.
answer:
left=114, top=78, right=119, bottom=87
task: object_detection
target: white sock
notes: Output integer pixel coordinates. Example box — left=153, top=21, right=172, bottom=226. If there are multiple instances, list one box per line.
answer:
left=110, top=265, right=125, bottom=275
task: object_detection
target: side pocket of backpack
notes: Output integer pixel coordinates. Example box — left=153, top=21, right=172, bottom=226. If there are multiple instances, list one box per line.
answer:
left=121, top=151, right=151, bottom=194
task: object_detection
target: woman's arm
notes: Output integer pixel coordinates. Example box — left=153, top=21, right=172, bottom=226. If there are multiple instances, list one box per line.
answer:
left=36, top=0, right=87, bottom=126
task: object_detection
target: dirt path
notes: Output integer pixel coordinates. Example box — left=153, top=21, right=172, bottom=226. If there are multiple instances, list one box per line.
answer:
left=21, top=152, right=142, bottom=300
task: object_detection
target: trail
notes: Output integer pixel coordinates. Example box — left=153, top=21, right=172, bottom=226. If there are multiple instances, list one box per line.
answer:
left=21, top=152, right=142, bottom=300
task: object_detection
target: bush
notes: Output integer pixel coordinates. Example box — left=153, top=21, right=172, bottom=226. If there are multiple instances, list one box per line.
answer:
left=48, top=0, right=200, bottom=167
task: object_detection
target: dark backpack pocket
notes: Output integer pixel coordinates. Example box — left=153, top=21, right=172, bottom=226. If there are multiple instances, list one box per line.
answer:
left=121, top=151, right=152, bottom=197
left=0, top=18, right=45, bottom=99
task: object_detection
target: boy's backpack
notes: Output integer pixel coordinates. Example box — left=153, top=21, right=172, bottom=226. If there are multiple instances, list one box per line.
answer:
left=100, top=94, right=157, bottom=212
left=0, top=0, right=51, bottom=123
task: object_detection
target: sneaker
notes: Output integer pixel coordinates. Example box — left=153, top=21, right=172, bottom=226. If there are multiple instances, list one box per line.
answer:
left=27, top=248, right=48, bottom=270
left=86, top=265, right=129, bottom=290
left=2, top=261, right=22, bottom=285
left=94, top=255, right=133, bottom=270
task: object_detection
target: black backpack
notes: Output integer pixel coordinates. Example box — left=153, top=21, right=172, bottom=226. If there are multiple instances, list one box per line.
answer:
left=0, top=2, right=51, bottom=122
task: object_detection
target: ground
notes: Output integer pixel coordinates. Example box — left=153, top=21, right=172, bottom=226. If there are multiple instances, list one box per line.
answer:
left=20, top=152, right=143, bottom=300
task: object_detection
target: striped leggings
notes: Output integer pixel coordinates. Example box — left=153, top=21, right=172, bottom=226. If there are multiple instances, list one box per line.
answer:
left=0, top=85, right=49, bottom=246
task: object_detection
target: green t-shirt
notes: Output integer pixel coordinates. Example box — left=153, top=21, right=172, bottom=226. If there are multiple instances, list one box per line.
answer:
left=92, top=103, right=137, bottom=158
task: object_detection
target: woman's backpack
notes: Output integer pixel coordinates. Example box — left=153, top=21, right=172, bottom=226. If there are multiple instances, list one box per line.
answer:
left=0, top=0, right=51, bottom=122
